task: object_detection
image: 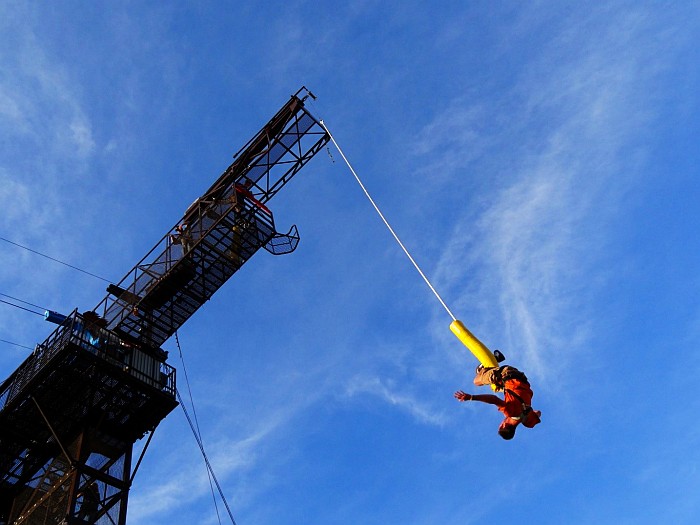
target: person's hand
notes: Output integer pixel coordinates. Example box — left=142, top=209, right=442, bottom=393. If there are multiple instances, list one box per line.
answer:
left=454, top=390, right=472, bottom=402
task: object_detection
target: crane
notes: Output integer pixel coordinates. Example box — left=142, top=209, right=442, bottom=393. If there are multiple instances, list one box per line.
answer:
left=0, top=87, right=329, bottom=525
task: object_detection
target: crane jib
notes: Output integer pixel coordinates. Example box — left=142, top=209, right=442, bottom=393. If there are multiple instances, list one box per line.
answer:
left=95, top=92, right=329, bottom=349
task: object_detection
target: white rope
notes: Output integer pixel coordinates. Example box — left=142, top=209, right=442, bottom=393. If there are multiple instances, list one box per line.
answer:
left=319, top=120, right=456, bottom=322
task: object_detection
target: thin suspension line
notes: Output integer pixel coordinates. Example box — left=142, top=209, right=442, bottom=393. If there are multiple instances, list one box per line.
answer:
left=0, top=235, right=112, bottom=284
left=175, top=332, right=223, bottom=525
left=0, top=298, right=44, bottom=316
left=319, top=120, right=457, bottom=322
left=0, top=294, right=43, bottom=351
left=0, top=292, right=48, bottom=312
left=177, top=389, right=238, bottom=525
left=0, top=338, right=33, bottom=350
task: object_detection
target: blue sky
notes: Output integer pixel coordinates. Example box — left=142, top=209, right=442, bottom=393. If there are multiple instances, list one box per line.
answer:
left=1, top=1, right=699, bottom=524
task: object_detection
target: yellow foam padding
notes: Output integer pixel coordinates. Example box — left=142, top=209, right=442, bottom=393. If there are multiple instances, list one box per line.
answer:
left=449, top=320, right=499, bottom=368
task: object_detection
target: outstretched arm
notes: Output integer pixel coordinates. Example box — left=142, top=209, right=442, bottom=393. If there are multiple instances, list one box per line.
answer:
left=454, top=390, right=504, bottom=407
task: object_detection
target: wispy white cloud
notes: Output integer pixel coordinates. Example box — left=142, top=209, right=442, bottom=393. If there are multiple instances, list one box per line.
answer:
left=0, top=171, right=32, bottom=226
left=411, top=102, right=495, bottom=185
left=128, top=392, right=321, bottom=524
left=2, top=3, right=695, bottom=524
left=1, top=21, right=96, bottom=162
left=417, top=6, right=680, bottom=391
left=0, top=6, right=107, bottom=367
left=0, top=18, right=96, bottom=205
left=128, top=337, right=336, bottom=523
left=344, top=373, right=447, bottom=426
left=128, top=429, right=261, bottom=523
left=129, top=322, right=449, bottom=523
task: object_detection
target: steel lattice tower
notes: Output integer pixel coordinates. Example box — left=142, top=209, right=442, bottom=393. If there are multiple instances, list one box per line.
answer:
left=0, top=88, right=329, bottom=525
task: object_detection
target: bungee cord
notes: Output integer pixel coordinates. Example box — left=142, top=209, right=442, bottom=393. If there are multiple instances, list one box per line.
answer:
left=319, top=118, right=501, bottom=373
left=319, top=120, right=457, bottom=322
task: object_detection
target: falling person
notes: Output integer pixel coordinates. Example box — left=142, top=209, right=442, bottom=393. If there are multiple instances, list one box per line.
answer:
left=454, top=364, right=541, bottom=440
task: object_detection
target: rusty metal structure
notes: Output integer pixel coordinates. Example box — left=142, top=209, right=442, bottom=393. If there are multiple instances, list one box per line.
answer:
left=0, top=88, right=329, bottom=525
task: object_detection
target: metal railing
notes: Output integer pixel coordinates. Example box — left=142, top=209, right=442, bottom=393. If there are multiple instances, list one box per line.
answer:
left=0, top=311, right=175, bottom=412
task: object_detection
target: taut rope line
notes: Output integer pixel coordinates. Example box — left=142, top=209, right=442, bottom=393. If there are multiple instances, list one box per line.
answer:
left=319, top=120, right=456, bottom=322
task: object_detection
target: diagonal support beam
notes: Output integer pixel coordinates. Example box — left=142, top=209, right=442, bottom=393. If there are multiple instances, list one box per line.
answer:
left=30, top=396, right=74, bottom=467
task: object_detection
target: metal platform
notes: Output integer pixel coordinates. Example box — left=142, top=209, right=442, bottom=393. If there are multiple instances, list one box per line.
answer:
left=0, top=311, right=177, bottom=524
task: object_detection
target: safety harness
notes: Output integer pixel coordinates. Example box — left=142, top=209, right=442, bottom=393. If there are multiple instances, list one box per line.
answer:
left=498, top=367, right=540, bottom=427
left=504, top=387, right=531, bottom=421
